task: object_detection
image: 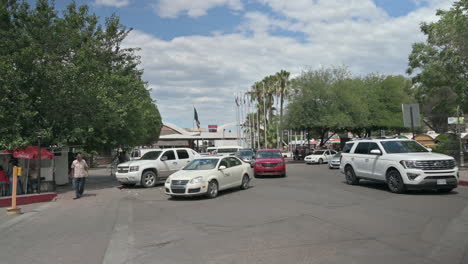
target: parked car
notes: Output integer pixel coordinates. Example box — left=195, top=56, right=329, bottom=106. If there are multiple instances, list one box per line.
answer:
left=304, top=150, right=337, bottom=164
left=116, top=148, right=199, bottom=188
left=164, top=156, right=252, bottom=198
left=236, top=148, right=255, bottom=162
left=282, top=151, right=293, bottom=158
left=328, top=152, right=341, bottom=169
left=340, top=139, right=458, bottom=193
left=293, top=146, right=311, bottom=160
left=253, top=149, right=286, bottom=177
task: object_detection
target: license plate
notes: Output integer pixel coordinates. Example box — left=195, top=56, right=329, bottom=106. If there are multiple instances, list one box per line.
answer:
left=437, top=179, right=447, bottom=185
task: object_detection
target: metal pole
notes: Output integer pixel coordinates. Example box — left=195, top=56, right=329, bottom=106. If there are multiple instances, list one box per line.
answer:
left=7, top=167, right=22, bottom=215
left=410, top=106, right=415, bottom=139
left=37, top=136, right=41, bottom=194
left=458, top=106, right=464, bottom=167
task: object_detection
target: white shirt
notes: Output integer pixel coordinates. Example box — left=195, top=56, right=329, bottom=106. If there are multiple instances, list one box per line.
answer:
left=71, top=160, right=89, bottom=178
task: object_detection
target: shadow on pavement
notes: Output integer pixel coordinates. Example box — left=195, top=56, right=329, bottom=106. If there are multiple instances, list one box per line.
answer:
left=346, top=180, right=459, bottom=195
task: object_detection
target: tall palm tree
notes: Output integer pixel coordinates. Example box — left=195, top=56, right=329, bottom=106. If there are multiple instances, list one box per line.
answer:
left=276, top=70, right=290, bottom=147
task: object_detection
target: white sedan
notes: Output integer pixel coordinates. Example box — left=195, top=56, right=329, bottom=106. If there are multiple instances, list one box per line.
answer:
left=304, top=150, right=337, bottom=164
left=165, top=156, right=252, bottom=199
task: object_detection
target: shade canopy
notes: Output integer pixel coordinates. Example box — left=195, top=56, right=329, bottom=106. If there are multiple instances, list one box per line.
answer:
left=12, top=146, right=54, bottom=160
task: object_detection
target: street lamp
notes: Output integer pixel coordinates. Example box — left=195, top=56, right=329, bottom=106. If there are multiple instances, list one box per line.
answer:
left=36, top=131, right=43, bottom=194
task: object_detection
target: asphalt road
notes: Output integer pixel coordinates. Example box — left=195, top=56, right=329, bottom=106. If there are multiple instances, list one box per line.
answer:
left=1, top=163, right=468, bottom=264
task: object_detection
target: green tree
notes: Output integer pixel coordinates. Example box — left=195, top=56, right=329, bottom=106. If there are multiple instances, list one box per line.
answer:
left=407, top=0, right=468, bottom=132
left=0, top=0, right=162, bottom=151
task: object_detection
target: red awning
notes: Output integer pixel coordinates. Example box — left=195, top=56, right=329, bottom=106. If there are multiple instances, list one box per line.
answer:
left=13, top=146, right=54, bottom=160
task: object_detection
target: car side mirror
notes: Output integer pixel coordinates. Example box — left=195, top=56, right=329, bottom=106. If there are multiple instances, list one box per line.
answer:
left=219, top=165, right=227, bottom=170
left=161, top=156, right=168, bottom=161
left=370, top=149, right=382, bottom=155
left=426, top=148, right=432, bottom=152
left=250, top=162, right=254, bottom=168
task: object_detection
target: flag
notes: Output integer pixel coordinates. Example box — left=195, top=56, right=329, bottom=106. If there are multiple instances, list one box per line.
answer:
left=194, top=107, right=200, bottom=128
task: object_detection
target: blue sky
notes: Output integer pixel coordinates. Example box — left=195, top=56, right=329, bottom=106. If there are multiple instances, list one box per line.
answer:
left=29, top=0, right=454, bottom=128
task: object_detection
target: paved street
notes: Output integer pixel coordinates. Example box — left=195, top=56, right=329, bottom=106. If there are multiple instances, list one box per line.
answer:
left=1, top=163, right=468, bottom=264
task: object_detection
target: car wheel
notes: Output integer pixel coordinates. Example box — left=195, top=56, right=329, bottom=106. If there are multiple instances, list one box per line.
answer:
left=240, top=175, right=250, bottom=190
left=438, top=188, right=454, bottom=193
left=318, top=158, right=323, bottom=164
left=207, top=180, right=219, bottom=198
left=345, top=166, right=359, bottom=185
left=386, top=169, right=406, bottom=194
left=141, top=171, right=157, bottom=188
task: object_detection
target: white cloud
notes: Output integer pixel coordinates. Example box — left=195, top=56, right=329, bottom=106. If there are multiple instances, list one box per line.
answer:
left=154, top=0, right=243, bottom=18
left=94, top=0, right=130, bottom=7
left=123, top=0, right=456, bottom=127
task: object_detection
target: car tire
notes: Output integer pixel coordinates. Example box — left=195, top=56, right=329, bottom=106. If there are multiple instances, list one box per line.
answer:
left=345, top=166, right=359, bottom=185
left=240, top=175, right=250, bottom=190
left=141, top=171, right=157, bottom=188
left=318, top=158, right=323, bottom=164
left=438, top=188, right=454, bottom=193
left=386, top=169, right=406, bottom=194
left=207, top=180, right=219, bottom=199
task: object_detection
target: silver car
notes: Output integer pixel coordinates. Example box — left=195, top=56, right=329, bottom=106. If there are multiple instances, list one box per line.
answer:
left=328, top=152, right=341, bottom=169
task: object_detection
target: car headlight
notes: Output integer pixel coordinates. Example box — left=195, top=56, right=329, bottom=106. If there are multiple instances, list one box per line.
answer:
left=399, top=160, right=418, bottom=169
left=165, top=178, right=171, bottom=184
left=190, top=176, right=203, bottom=184
left=129, top=166, right=139, bottom=172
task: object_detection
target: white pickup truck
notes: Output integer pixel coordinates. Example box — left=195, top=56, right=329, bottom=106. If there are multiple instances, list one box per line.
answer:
left=116, top=148, right=199, bottom=188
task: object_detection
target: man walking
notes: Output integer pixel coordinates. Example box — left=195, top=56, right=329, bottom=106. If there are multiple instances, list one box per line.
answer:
left=71, top=154, right=88, bottom=199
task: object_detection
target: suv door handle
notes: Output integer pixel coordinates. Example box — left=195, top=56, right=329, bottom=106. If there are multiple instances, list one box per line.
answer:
left=173, top=162, right=178, bottom=165
left=351, top=157, right=354, bottom=161
left=225, top=173, right=230, bottom=176
left=365, top=159, right=369, bottom=162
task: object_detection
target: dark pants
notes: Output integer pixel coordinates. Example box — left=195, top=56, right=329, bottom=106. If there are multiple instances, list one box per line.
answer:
left=73, top=177, right=86, bottom=198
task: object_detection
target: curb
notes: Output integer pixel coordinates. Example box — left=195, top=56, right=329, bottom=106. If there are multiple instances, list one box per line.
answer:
left=459, top=180, right=468, bottom=187
left=0, top=193, right=57, bottom=208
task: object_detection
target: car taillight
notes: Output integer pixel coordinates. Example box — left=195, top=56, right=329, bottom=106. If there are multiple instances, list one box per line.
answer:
left=339, top=155, right=342, bottom=162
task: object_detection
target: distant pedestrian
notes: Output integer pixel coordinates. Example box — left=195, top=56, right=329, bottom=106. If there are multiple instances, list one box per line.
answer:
left=71, top=154, right=89, bottom=200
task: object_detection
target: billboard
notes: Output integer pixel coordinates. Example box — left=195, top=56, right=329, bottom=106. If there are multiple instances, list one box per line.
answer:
left=402, top=104, right=421, bottom=127
left=448, top=117, right=464, bottom=125
left=208, top=125, right=217, bottom=133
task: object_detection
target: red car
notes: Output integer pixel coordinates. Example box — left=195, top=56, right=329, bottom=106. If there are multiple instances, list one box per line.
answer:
left=253, top=149, right=286, bottom=177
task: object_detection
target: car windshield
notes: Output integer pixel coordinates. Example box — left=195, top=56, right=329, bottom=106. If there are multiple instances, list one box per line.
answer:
left=333, top=152, right=341, bottom=158
left=140, top=151, right=162, bottom=160
left=380, top=140, right=429, bottom=153
left=313, top=150, right=325, bottom=155
left=239, top=150, right=253, bottom=157
left=217, top=148, right=238, bottom=153
left=256, top=151, right=282, bottom=159
left=184, top=159, right=219, bottom=170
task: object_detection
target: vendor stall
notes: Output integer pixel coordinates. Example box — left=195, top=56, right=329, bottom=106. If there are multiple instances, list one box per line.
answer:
left=12, top=146, right=54, bottom=193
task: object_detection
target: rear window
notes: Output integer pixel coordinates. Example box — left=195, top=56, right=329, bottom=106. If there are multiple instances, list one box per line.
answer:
left=217, top=148, right=238, bottom=153
left=342, top=143, right=354, bottom=153
left=313, top=150, right=325, bottom=155
left=257, top=151, right=282, bottom=159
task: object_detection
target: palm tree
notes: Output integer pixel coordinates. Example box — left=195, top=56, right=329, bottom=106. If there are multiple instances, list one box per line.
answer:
left=275, top=70, right=290, bottom=147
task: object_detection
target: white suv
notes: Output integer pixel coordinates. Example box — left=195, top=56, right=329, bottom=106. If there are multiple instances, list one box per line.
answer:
left=116, top=148, right=199, bottom=188
left=340, top=139, right=458, bottom=193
